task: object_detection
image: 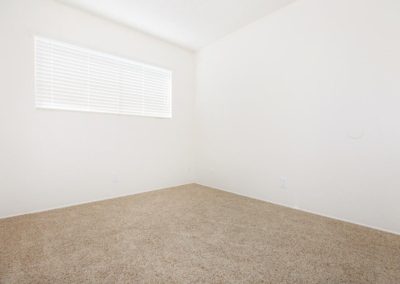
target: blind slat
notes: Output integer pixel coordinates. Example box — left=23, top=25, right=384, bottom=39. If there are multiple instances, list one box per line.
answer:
left=35, top=37, right=172, bottom=118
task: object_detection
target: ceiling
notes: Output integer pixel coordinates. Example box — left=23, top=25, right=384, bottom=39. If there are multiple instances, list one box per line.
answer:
left=57, top=0, right=296, bottom=51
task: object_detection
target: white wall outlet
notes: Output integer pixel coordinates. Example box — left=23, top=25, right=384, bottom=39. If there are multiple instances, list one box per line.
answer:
left=112, top=174, right=119, bottom=184
left=280, top=177, right=288, bottom=189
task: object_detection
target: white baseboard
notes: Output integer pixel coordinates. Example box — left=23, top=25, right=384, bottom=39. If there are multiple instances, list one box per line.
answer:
left=196, top=182, right=400, bottom=236
left=3, top=182, right=399, bottom=236
left=0, top=183, right=195, bottom=220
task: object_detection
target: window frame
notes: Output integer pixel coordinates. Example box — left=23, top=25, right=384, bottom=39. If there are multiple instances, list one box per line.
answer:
left=34, top=36, right=173, bottom=119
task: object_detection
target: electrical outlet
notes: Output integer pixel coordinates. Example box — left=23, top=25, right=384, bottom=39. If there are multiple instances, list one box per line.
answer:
left=280, top=177, right=288, bottom=189
left=112, top=174, right=119, bottom=184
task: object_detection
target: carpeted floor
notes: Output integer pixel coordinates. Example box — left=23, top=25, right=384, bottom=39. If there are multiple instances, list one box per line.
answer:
left=1, top=184, right=399, bottom=283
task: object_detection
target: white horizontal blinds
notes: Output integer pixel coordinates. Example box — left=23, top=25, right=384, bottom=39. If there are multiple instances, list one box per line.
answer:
left=35, top=37, right=172, bottom=118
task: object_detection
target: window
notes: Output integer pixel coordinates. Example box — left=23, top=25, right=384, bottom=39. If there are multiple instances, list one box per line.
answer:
left=35, top=37, right=172, bottom=118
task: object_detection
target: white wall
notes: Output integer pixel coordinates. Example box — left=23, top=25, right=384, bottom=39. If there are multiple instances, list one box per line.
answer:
left=1, top=0, right=399, bottom=235
left=196, top=0, right=400, bottom=234
left=0, top=0, right=196, bottom=217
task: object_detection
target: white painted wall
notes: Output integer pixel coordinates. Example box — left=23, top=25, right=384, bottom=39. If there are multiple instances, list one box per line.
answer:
left=0, top=0, right=196, bottom=217
left=196, top=0, right=400, bottom=234
left=1, top=0, right=399, bottom=235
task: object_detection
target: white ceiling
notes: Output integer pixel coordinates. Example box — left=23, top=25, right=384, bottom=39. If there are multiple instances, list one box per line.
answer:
left=57, top=0, right=296, bottom=51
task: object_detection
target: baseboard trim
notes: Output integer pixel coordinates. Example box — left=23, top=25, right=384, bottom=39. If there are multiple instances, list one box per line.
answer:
left=3, top=182, right=399, bottom=236
left=195, top=182, right=400, bottom=236
left=0, top=183, right=196, bottom=220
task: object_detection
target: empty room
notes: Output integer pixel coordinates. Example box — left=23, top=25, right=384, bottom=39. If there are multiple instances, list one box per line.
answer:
left=1, top=0, right=399, bottom=283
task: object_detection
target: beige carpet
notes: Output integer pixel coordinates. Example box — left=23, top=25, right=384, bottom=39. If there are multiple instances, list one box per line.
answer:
left=1, top=184, right=399, bottom=283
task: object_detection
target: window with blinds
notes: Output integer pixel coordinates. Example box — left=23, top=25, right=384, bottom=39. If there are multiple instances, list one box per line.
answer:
left=35, top=37, right=172, bottom=118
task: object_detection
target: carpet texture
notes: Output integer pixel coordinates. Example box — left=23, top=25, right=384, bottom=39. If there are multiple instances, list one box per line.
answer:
left=1, top=184, right=399, bottom=283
